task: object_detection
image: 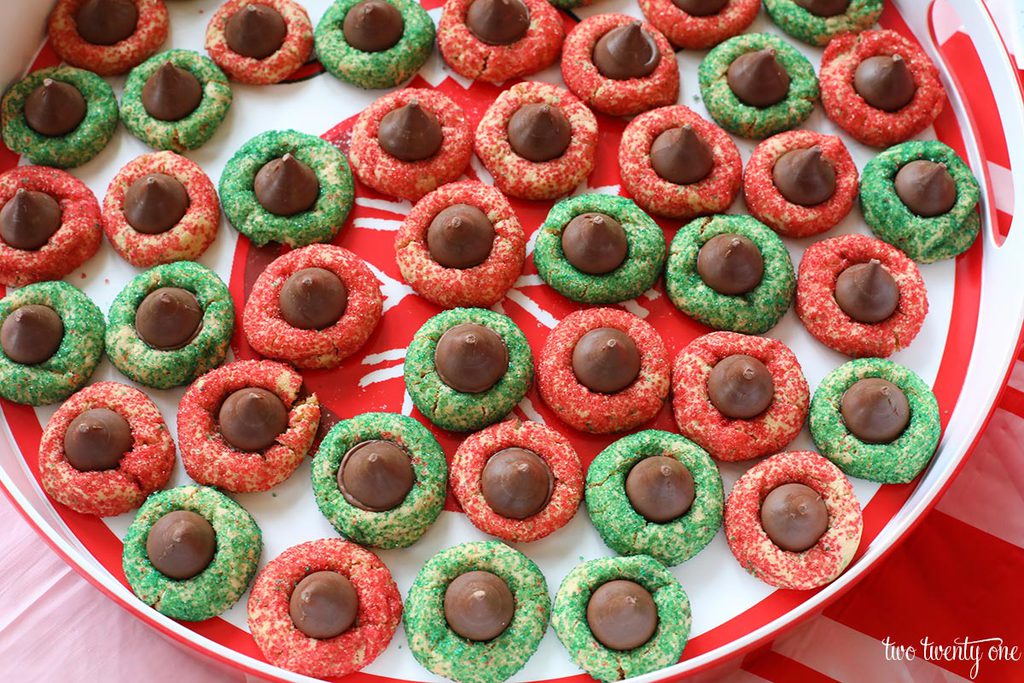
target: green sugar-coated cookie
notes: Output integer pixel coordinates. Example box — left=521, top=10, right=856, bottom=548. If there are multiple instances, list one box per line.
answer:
left=314, top=0, right=435, bottom=89
left=666, top=214, right=795, bottom=333
left=122, top=485, right=261, bottom=621
left=764, top=0, right=883, bottom=47
left=534, top=194, right=666, bottom=304
left=1, top=66, right=117, bottom=168
left=552, top=554, right=691, bottom=682
left=105, top=261, right=234, bottom=389
left=0, top=281, right=104, bottom=406
left=311, top=412, right=447, bottom=548
left=860, top=140, right=981, bottom=262
left=120, top=49, right=232, bottom=152
left=810, top=358, right=940, bottom=483
left=405, top=541, right=549, bottom=683
left=698, top=33, right=819, bottom=139
left=219, top=129, right=354, bottom=247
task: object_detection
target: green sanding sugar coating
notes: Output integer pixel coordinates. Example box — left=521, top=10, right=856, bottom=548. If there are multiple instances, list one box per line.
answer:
left=219, top=129, right=355, bottom=247
left=120, top=49, right=232, bottom=152
left=312, top=412, right=447, bottom=548
left=764, top=0, right=883, bottom=46
left=666, top=214, right=795, bottom=334
left=810, top=358, right=940, bottom=483
left=404, top=307, right=534, bottom=432
left=586, top=430, right=723, bottom=566
left=1, top=66, right=118, bottom=168
left=552, top=554, right=691, bottom=682
left=405, top=541, right=550, bottom=683
left=315, top=0, right=435, bottom=89
left=860, top=140, right=981, bottom=263
left=534, top=194, right=666, bottom=304
left=0, top=281, right=104, bottom=406
left=698, top=33, right=819, bottom=139
left=105, top=261, right=234, bottom=389
left=122, top=485, right=262, bottom=621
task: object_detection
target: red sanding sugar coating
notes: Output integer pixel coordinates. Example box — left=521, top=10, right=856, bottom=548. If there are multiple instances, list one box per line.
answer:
left=725, top=450, right=863, bottom=590
left=205, top=0, right=313, bottom=85
left=0, top=165, right=102, bottom=287
left=796, top=233, right=928, bottom=357
left=38, top=381, right=175, bottom=517
left=243, top=244, right=383, bottom=369
left=47, top=0, right=169, bottom=76
left=743, top=130, right=858, bottom=238
left=247, top=538, right=403, bottom=678
left=451, top=419, right=583, bottom=542
left=820, top=29, right=946, bottom=148
left=672, top=331, right=809, bottom=462
left=638, top=0, right=758, bottom=49
left=177, top=360, right=321, bottom=492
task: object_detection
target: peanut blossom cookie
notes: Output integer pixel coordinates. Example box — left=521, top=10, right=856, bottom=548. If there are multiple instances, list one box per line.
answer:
left=39, top=382, right=175, bottom=517
left=349, top=89, right=473, bottom=202
left=0, top=281, right=104, bottom=406
left=220, top=129, right=355, bottom=247
left=437, top=0, right=563, bottom=84
left=725, top=450, right=863, bottom=590
left=102, top=151, right=219, bottom=268
left=743, top=130, right=858, bottom=238
left=561, top=14, right=679, bottom=117
left=765, top=0, right=882, bottom=47
left=619, top=105, right=742, bottom=220
left=405, top=541, right=550, bottom=683
left=120, top=49, right=233, bottom=152
left=396, top=181, right=525, bottom=308
left=0, top=166, right=102, bottom=287
left=820, top=29, right=945, bottom=148
left=404, top=308, right=534, bottom=432
left=451, top=419, right=583, bottom=543
left=314, top=0, right=434, bottom=89
left=205, top=0, right=314, bottom=85
left=639, top=0, right=758, bottom=50
left=312, top=413, right=447, bottom=548
left=811, top=358, right=940, bottom=483
left=47, top=0, right=169, bottom=76
left=672, top=331, right=809, bottom=461
left=122, top=485, right=262, bottom=621
left=796, top=233, right=928, bottom=357
left=1, top=66, right=118, bottom=168
left=585, top=430, right=723, bottom=565
left=106, top=261, right=234, bottom=389
left=475, top=82, right=599, bottom=201
left=537, top=307, right=670, bottom=434
left=666, top=214, right=796, bottom=334
left=860, top=140, right=980, bottom=263
left=247, top=539, right=403, bottom=679
left=698, top=33, right=819, bottom=139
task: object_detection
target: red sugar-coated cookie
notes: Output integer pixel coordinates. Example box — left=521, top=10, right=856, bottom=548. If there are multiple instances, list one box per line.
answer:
left=47, top=0, right=169, bottom=76
left=796, top=233, right=928, bottom=357
left=743, top=130, right=858, bottom=238
left=0, top=165, right=102, bottom=287
left=475, top=82, right=599, bottom=201
left=672, top=331, right=809, bottom=462
left=537, top=307, right=670, bottom=434
left=349, top=88, right=473, bottom=202
left=178, top=360, right=321, bottom=493
left=243, top=244, right=384, bottom=369
left=248, top=538, right=403, bottom=678
left=725, top=450, right=863, bottom=590
left=820, top=29, right=945, bottom=148
left=205, top=0, right=314, bottom=85
left=619, top=105, right=742, bottom=220
left=437, top=0, right=564, bottom=84
left=395, top=180, right=525, bottom=308
left=102, top=151, right=220, bottom=268
left=638, top=0, right=758, bottom=49
left=39, top=382, right=175, bottom=517
left=451, top=419, right=583, bottom=543
left=561, top=14, right=679, bottom=117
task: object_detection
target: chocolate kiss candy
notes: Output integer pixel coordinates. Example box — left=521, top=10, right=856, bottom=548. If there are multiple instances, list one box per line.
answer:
left=225, top=3, right=288, bottom=59
left=707, top=354, right=774, bottom=419
left=135, top=287, right=203, bottom=350
left=218, top=387, right=289, bottom=452
left=571, top=327, right=641, bottom=394
left=760, top=482, right=829, bottom=552
left=434, top=323, right=509, bottom=393
left=727, top=48, right=791, bottom=108
left=465, top=0, right=531, bottom=46
left=794, top=0, right=850, bottom=17
left=124, top=173, right=190, bottom=234
left=444, top=571, right=516, bottom=641
left=507, top=103, right=572, bottom=163
left=560, top=212, right=628, bottom=275
left=253, top=153, right=320, bottom=216
left=142, top=62, right=203, bottom=122
left=289, top=571, right=359, bottom=639
left=625, top=456, right=695, bottom=523
left=24, top=79, right=87, bottom=137
left=377, top=100, right=444, bottom=162
left=0, top=189, right=62, bottom=250
left=63, top=408, right=133, bottom=472
left=696, top=233, right=764, bottom=296
left=894, top=160, right=957, bottom=217
left=854, top=55, right=916, bottom=113
left=772, top=146, right=836, bottom=206
left=279, top=267, right=348, bottom=329
left=75, top=0, right=138, bottom=46
left=480, top=447, right=553, bottom=519
left=671, top=0, right=729, bottom=16
left=145, top=510, right=217, bottom=580
left=0, top=304, right=64, bottom=365
left=586, top=580, right=658, bottom=651
left=840, top=377, right=910, bottom=444
left=343, top=0, right=405, bottom=52
left=834, top=259, right=900, bottom=324
left=592, top=22, right=661, bottom=81
left=337, top=440, right=415, bottom=512
left=649, top=125, right=714, bottom=185
left=427, top=204, right=495, bottom=269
